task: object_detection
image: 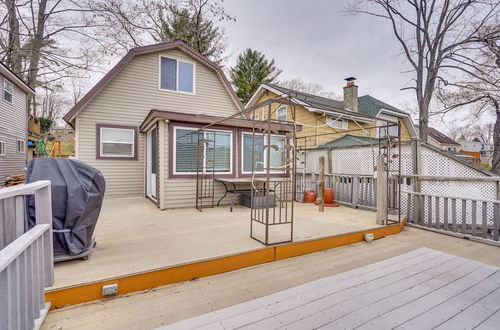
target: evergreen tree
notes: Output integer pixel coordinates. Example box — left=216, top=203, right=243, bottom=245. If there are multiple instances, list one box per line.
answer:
left=230, top=48, right=282, bottom=104
left=156, top=2, right=232, bottom=64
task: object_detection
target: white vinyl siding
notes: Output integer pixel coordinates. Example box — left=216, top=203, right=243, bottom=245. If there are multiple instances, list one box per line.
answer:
left=75, top=48, right=240, bottom=199
left=0, top=141, right=5, bottom=156
left=0, top=74, right=28, bottom=185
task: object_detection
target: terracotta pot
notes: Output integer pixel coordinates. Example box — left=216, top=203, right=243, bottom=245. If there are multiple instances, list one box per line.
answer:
left=303, top=190, right=317, bottom=203
left=324, top=188, right=334, bottom=204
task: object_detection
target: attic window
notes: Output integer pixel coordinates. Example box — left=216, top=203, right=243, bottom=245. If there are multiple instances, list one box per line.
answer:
left=160, top=56, right=194, bottom=93
left=276, top=106, right=287, bottom=121
left=326, top=116, right=348, bottom=129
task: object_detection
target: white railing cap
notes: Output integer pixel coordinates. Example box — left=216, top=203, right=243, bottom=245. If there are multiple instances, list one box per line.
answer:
left=0, top=180, right=51, bottom=200
left=0, top=224, right=50, bottom=272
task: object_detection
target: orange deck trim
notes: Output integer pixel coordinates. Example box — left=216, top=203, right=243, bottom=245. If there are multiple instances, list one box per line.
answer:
left=46, top=221, right=404, bottom=310
left=275, top=222, right=403, bottom=260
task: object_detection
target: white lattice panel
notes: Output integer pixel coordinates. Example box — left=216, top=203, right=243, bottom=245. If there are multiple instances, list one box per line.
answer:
left=421, top=145, right=486, bottom=177
left=331, top=147, right=377, bottom=175
left=421, top=181, right=497, bottom=201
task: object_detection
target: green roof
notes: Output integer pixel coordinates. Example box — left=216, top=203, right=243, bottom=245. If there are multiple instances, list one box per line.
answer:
left=318, top=134, right=378, bottom=148
left=358, top=95, right=405, bottom=117
left=268, top=84, right=345, bottom=110
left=267, top=84, right=408, bottom=117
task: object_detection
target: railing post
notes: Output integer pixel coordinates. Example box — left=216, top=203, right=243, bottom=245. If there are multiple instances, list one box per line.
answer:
left=352, top=175, right=360, bottom=208
left=34, top=184, right=53, bottom=287
left=376, top=155, right=388, bottom=225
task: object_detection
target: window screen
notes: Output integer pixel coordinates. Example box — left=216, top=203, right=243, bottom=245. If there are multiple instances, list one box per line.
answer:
left=0, top=141, right=5, bottom=156
left=4, top=79, right=13, bottom=103
left=179, top=61, right=194, bottom=93
left=174, top=128, right=231, bottom=174
left=276, top=106, right=287, bottom=121
left=160, top=57, right=177, bottom=90
left=160, top=57, right=194, bottom=93
left=174, top=128, right=200, bottom=173
left=242, top=134, right=265, bottom=172
left=100, top=127, right=135, bottom=157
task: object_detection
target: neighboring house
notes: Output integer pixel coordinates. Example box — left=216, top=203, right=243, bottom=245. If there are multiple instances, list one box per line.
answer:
left=63, top=40, right=293, bottom=209
left=418, top=126, right=461, bottom=152
left=245, top=78, right=418, bottom=148
left=458, top=139, right=493, bottom=165
left=0, top=62, right=35, bottom=185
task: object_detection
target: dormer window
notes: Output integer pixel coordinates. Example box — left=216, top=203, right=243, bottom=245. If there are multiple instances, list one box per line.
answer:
left=160, top=56, right=195, bottom=94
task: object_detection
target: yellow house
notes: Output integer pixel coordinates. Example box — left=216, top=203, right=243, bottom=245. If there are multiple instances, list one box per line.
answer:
left=245, top=78, right=418, bottom=148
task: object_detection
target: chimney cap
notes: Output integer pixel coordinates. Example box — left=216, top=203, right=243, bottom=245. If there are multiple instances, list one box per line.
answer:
left=344, top=77, right=357, bottom=82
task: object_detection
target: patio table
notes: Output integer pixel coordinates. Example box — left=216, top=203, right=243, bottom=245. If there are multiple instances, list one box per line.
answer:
left=215, top=177, right=286, bottom=212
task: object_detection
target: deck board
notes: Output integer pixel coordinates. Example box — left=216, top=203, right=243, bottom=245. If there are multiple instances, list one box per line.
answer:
left=161, top=248, right=500, bottom=330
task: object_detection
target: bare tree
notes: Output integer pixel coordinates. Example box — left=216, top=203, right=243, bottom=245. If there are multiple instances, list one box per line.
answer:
left=87, top=0, right=234, bottom=63
left=349, top=0, right=499, bottom=143
left=435, top=22, right=499, bottom=172
left=0, top=0, right=115, bottom=116
left=280, top=78, right=342, bottom=100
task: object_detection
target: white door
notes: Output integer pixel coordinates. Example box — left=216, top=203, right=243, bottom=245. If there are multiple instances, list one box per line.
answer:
left=146, top=127, right=158, bottom=200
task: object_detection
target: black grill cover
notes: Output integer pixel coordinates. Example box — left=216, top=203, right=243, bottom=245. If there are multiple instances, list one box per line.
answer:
left=26, top=158, right=105, bottom=256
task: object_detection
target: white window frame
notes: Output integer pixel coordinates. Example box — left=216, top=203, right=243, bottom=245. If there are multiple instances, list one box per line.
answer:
left=0, top=141, right=6, bottom=156
left=4, top=78, right=13, bottom=103
left=376, top=113, right=399, bottom=137
left=173, top=126, right=233, bottom=175
left=326, top=115, right=348, bottom=129
left=276, top=106, right=287, bottom=121
left=251, top=112, right=260, bottom=120
left=241, top=132, right=287, bottom=174
left=158, top=55, right=196, bottom=95
left=99, top=127, right=135, bottom=158
left=16, top=139, right=25, bottom=153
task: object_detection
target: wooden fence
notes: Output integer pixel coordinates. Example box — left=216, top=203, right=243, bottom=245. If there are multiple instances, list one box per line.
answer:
left=0, top=181, right=53, bottom=330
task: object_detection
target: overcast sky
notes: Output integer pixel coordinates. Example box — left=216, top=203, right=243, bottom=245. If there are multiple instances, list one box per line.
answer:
left=220, top=0, right=456, bottom=130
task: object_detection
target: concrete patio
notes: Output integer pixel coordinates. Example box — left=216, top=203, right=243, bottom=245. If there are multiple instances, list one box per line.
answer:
left=50, top=197, right=389, bottom=290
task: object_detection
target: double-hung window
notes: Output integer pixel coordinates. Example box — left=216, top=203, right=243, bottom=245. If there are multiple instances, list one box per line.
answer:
left=0, top=141, right=6, bottom=156
left=241, top=132, right=286, bottom=173
left=173, top=126, right=232, bottom=174
left=4, top=79, right=13, bottom=103
left=276, top=106, right=287, bottom=121
left=160, top=56, right=195, bottom=93
left=16, top=139, right=25, bottom=153
left=376, top=114, right=399, bottom=137
left=98, top=125, right=136, bottom=159
left=326, top=115, right=348, bottom=129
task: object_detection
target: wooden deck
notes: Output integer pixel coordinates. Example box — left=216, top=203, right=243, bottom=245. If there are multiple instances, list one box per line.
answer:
left=50, top=197, right=388, bottom=290
left=163, top=247, right=500, bottom=330
left=42, top=227, right=500, bottom=330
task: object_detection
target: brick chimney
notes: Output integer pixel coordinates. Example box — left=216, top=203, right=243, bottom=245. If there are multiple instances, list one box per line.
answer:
left=343, top=77, right=358, bottom=112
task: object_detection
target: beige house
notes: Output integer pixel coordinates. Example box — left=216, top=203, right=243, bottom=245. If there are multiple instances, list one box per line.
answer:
left=63, top=41, right=293, bottom=209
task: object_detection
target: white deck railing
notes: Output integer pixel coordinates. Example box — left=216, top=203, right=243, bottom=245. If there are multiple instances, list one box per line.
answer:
left=0, top=181, right=53, bottom=330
